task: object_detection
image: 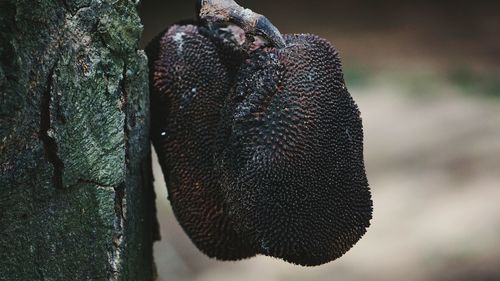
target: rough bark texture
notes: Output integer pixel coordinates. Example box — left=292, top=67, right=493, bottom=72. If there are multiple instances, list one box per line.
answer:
left=0, top=0, right=158, bottom=280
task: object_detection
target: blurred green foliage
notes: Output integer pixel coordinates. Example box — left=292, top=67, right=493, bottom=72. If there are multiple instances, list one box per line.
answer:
left=448, top=68, right=500, bottom=98
left=344, top=67, right=371, bottom=88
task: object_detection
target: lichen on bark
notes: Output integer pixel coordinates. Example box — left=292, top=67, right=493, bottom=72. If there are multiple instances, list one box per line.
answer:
left=0, top=0, right=158, bottom=280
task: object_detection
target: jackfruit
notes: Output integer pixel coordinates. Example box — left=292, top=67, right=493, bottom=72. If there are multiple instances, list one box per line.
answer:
left=148, top=24, right=256, bottom=260
left=147, top=23, right=372, bottom=266
left=218, top=34, right=372, bottom=266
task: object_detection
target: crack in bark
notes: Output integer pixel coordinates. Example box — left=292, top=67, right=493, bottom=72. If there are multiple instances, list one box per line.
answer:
left=108, top=182, right=125, bottom=281
left=108, top=65, right=129, bottom=281
left=120, top=64, right=130, bottom=168
left=113, top=184, right=125, bottom=225
left=99, top=181, right=125, bottom=280
left=39, top=64, right=65, bottom=190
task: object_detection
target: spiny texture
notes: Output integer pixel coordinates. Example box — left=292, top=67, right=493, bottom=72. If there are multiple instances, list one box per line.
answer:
left=149, top=24, right=256, bottom=260
left=219, top=34, right=372, bottom=266
left=148, top=25, right=372, bottom=266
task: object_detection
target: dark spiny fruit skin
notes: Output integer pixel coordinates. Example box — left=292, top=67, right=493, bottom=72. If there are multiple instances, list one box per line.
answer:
left=218, top=34, right=372, bottom=266
left=148, top=23, right=372, bottom=266
left=147, top=24, right=256, bottom=260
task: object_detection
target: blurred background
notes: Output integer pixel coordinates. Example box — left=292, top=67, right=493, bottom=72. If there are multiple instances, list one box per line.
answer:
left=139, top=1, right=500, bottom=280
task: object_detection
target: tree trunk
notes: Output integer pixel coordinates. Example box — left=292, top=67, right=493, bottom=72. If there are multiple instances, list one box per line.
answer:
left=0, top=0, right=159, bottom=280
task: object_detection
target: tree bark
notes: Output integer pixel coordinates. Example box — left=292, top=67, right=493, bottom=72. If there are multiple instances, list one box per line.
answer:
left=0, top=0, right=158, bottom=280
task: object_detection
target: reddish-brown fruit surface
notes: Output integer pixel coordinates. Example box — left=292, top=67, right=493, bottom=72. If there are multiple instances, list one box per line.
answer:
left=147, top=25, right=372, bottom=266
left=219, top=34, right=372, bottom=266
left=148, top=24, right=256, bottom=260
